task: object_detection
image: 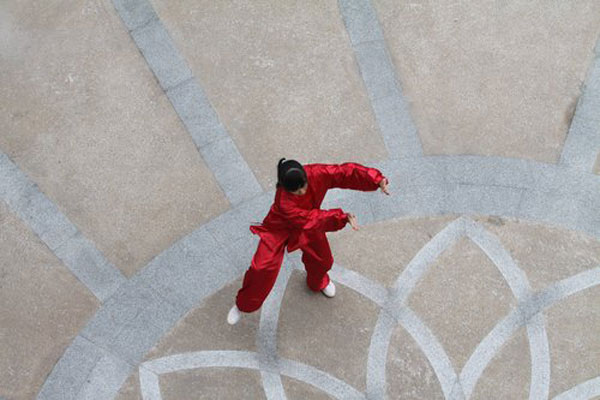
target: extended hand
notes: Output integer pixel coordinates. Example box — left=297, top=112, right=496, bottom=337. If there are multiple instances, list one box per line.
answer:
left=347, top=213, right=359, bottom=231
left=379, top=178, right=390, bottom=195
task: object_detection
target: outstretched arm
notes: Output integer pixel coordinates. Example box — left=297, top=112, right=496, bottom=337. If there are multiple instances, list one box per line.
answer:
left=315, top=163, right=386, bottom=192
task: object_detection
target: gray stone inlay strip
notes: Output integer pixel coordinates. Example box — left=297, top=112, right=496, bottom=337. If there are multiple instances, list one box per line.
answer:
left=279, top=358, right=366, bottom=400
left=338, top=0, right=423, bottom=158
left=560, top=38, right=600, bottom=172
left=138, top=351, right=364, bottom=400
left=41, top=155, right=600, bottom=398
left=112, top=0, right=262, bottom=206
left=257, top=254, right=296, bottom=400
left=363, top=156, right=600, bottom=238
left=76, top=351, right=133, bottom=400
left=37, top=335, right=132, bottom=400
left=392, top=307, right=458, bottom=399
left=367, top=217, right=553, bottom=400
left=553, top=376, right=600, bottom=400
left=329, top=263, right=388, bottom=307
left=526, top=315, right=551, bottom=400
left=0, top=151, right=126, bottom=302
left=460, top=267, right=600, bottom=398
left=365, top=311, right=396, bottom=400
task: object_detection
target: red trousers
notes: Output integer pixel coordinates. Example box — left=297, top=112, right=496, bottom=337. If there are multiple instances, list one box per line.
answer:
left=235, top=230, right=333, bottom=313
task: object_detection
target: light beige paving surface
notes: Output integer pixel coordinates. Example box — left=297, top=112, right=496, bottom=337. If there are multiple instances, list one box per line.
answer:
left=546, top=285, right=600, bottom=398
left=476, top=216, right=600, bottom=291
left=115, top=278, right=260, bottom=398
left=387, top=324, right=445, bottom=399
left=150, top=0, right=387, bottom=189
left=471, top=327, right=531, bottom=400
left=0, top=0, right=227, bottom=277
left=0, top=201, right=98, bottom=399
left=118, top=216, right=600, bottom=398
left=144, top=278, right=261, bottom=359
left=374, top=0, right=600, bottom=163
left=115, top=370, right=141, bottom=400
left=281, top=376, right=335, bottom=400
left=408, top=237, right=518, bottom=371
left=277, top=269, right=380, bottom=393
left=159, top=368, right=266, bottom=400
left=3, top=1, right=600, bottom=398
left=329, top=216, right=456, bottom=287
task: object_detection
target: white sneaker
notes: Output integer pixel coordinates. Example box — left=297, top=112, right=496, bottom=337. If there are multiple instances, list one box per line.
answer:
left=227, top=305, right=242, bottom=325
left=321, top=281, right=336, bottom=298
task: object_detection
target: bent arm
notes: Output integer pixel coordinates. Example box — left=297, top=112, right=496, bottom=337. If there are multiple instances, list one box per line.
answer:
left=317, top=163, right=385, bottom=191
left=284, top=206, right=348, bottom=232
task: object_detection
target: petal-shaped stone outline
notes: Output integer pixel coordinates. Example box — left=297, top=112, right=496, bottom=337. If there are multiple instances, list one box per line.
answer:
left=136, top=215, right=600, bottom=399
left=366, top=216, right=551, bottom=400
left=138, top=351, right=365, bottom=399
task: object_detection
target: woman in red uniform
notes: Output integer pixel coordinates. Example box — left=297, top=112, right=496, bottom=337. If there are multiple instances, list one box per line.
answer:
left=227, top=158, right=389, bottom=325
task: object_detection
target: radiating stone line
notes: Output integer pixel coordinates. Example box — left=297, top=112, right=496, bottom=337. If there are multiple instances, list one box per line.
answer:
left=553, top=376, right=600, bottom=400
left=560, top=38, right=600, bottom=172
left=112, top=0, right=262, bottom=206
left=338, top=0, right=423, bottom=158
left=0, top=151, right=126, bottom=302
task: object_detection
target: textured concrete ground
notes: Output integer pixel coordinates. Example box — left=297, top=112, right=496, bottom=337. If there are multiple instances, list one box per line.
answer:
left=1, top=0, right=600, bottom=399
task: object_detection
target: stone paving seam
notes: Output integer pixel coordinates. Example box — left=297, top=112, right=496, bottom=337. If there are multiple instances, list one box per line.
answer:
left=112, top=0, right=158, bottom=32
left=36, top=335, right=104, bottom=400
left=560, top=37, right=600, bottom=172
left=553, top=376, right=600, bottom=400
left=113, top=0, right=262, bottom=206
left=0, top=150, right=126, bottom=303
left=338, top=0, right=423, bottom=159
left=76, top=351, right=133, bottom=400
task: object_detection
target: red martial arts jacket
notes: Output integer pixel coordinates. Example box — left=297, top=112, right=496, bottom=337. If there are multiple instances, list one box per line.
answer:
left=249, top=163, right=385, bottom=253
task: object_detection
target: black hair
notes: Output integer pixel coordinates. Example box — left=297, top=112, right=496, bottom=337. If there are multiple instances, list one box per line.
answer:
left=276, top=158, right=307, bottom=192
